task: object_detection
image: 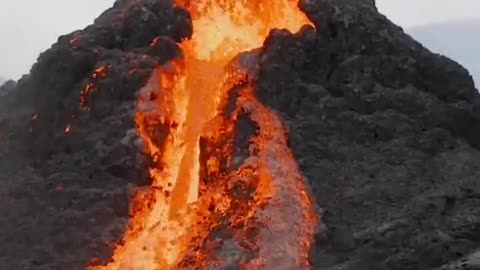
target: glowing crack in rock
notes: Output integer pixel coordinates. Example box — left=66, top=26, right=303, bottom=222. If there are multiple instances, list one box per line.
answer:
left=88, top=0, right=318, bottom=269
left=80, top=65, right=111, bottom=109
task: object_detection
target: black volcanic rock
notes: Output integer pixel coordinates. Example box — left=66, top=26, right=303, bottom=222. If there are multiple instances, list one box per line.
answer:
left=0, top=80, right=16, bottom=96
left=1, top=1, right=191, bottom=269
left=1, top=0, right=479, bottom=269
left=255, top=0, right=480, bottom=269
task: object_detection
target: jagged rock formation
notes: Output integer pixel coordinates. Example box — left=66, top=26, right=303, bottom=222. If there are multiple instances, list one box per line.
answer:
left=1, top=1, right=191, bottom=269
left=1, top=0, right=479, bottom=269
left=258, top=1, right=480, bottom=269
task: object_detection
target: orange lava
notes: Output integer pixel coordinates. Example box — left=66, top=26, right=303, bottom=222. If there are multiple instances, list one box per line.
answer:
left=88, top=1, right=318, bottom=269
left=80, top=65, right=111, bottom=108
left=69, top=36, right=80, bottom=48
left=64, top=124, right=72, bottom=134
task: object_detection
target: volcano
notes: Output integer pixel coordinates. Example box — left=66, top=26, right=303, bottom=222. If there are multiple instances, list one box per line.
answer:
left=1, top=0, right=480, bottom=270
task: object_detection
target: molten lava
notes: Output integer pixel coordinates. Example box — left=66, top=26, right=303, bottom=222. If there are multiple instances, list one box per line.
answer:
left=89, top=0, right=318, bottom=269
left=80, top=65, right=111, bottom=109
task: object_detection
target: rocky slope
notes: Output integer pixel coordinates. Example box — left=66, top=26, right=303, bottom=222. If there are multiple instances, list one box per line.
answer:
left=1, top=0, right=480, bottom=269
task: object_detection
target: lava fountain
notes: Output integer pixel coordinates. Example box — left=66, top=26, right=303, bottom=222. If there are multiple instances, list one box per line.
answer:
left=88, top=0, right=318, bottom=269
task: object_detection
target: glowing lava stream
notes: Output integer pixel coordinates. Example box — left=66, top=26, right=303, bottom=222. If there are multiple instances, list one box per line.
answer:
left=89, top=0, right=318, bottom=269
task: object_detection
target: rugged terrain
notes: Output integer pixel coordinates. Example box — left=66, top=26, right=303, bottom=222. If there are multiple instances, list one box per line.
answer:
left=1, top=0, right=480, bottom=269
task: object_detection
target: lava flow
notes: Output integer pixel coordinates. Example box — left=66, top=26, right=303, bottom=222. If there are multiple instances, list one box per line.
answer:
left=88, top=0, right=318, bottom=269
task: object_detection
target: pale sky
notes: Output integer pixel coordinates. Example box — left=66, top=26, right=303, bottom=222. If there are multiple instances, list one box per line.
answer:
left=376, top=0, right=480, bottom=27
left=0, top=0, right=479, bottom=80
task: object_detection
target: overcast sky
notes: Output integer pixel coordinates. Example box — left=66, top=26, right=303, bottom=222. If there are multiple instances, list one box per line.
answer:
left=0, top=0, right=479, bottom=80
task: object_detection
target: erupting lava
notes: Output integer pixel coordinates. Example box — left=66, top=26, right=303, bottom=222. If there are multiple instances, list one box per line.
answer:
left=89, top=0, right=318, bottom=269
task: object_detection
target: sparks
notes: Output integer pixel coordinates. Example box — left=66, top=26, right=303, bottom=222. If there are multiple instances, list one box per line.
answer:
left=64, top=124, right=71, bottom=134
left=69, top=37, right=80, bottom=48
left=150, top=37, right=160, bottom=47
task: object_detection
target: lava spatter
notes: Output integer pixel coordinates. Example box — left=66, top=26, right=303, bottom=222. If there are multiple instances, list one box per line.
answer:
left=88, top=0, right=318, bottom=269
left=80, top=65, right=111, bottom=109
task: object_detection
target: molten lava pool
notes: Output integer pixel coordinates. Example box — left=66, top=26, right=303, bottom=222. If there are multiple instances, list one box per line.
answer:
left=88, top=0, right=318, bottom=269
